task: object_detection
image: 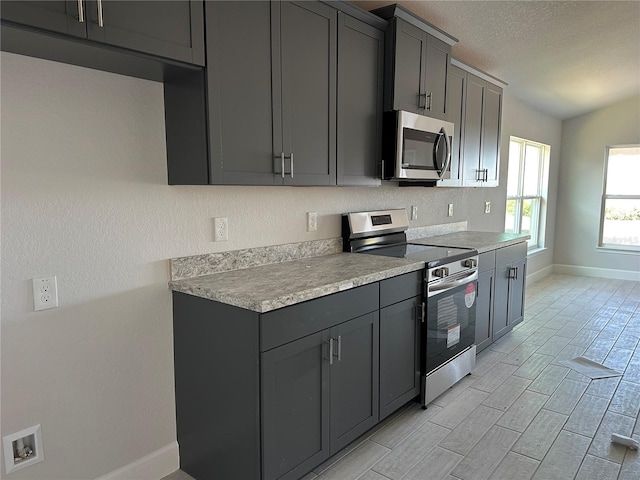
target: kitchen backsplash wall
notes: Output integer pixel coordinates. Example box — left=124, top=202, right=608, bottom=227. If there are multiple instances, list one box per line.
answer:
left=0, top=52, right=560, bottom=479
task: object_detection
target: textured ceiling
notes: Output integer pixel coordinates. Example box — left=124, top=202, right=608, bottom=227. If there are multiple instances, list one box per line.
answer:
left=353, top=1, right=640, bottom=119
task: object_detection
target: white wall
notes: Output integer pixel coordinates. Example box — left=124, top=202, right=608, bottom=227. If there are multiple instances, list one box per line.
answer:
left=0, top=52, right=559, bottom=478
left=498, top=93, right=563, bottom=277
left=555, top=94, right=640, bottom=275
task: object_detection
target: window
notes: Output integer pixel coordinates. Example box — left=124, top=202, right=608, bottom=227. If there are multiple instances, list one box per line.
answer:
left=505, top=137, right=550, bottom=249
left=599, top=145, right=640, bottom=249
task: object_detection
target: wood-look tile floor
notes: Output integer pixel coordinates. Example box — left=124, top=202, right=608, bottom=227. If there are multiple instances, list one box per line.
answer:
left=163, top=274, right=640, bottom=480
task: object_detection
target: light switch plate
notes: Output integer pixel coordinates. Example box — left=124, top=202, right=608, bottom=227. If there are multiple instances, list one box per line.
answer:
left=447, top=204, right=454, bottom=217
left=485, top=201, right=491, bottom=214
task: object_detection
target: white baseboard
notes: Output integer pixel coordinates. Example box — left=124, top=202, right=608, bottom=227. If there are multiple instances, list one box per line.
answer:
left=553, top=264, right=640, bottom=281
left=95, top=442, right=179, bottom=480
left=526, top=265, right=554, bottom=285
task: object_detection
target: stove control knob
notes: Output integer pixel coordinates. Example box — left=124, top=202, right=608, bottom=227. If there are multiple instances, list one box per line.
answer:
left=463, top=258, right=477, bottom=268
left=433, top=267, right=449, bottom=278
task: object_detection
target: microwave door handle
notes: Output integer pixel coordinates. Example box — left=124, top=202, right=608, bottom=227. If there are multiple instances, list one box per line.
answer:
left=440, top=127, right=452, bottom=180
left=433, top=130, right=451, bottom=180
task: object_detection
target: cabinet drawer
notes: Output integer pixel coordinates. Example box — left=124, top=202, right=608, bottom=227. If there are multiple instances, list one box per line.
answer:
left=495, top=242, right=527, bottom=266
left=478, top=251, right=496, bottom=273
left=261, top=283, right=378, bottom=351
left=380, top=270, right=423, bottom=308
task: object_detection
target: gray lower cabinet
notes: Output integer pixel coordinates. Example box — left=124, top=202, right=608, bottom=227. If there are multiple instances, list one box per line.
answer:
left=173, top=281, right=382, bottom=480
left=475, top=243, right=527, bottom=351
left=379, top=271, right=422, bottom=419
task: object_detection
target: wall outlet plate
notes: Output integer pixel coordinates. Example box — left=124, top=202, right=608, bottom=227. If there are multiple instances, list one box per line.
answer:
left=307, top=212, right=318, bottom=232
left=214, top=217, right=228, bottom=242
left=411, top=205, right=418, bottom=221
left=32, top=276, right=58, bottom=311
left=447, top=204, right=454, bottom=217
left=485, top=201, right=491, bottom=214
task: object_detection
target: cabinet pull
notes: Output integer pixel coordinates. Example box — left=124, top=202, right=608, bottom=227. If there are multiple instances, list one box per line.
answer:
left=289, top=153, right=294, bottom=179
left=77, top=0, right=84, bottom=22
left=418, top=92, right=427, bottom=109
left=484, top=169, right=489, bottom=182
left=337, top=335, right=342, bottom=362
left=276, top=152, right=285, bottom=179
left=426, top=92, right=432, bottom=111
left=97, top=0, right=104, bottom=27
left=508, top=267, right=518, bottom=280
left=329, top=338, right=334, bottom=365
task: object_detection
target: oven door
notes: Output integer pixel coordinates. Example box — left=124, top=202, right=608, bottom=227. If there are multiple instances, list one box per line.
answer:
left=423, top=271, right=477, bottom=374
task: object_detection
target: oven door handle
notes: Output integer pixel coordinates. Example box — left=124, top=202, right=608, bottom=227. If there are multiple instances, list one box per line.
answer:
left=427, top=270, right=478, bottom=296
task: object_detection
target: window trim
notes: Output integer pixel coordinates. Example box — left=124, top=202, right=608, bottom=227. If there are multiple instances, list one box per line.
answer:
left=506, top=136, right=550, bottom=250
left=598, top=144, right=640, bottom=251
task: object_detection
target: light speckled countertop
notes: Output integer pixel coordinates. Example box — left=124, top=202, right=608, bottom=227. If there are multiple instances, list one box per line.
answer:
left=169, top=253, right=424, bottom=313
left=411, top=231, right=530, bottom=253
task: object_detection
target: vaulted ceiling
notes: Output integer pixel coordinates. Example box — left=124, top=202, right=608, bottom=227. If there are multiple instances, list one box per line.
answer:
left=353, top=1, right=640, bottom=120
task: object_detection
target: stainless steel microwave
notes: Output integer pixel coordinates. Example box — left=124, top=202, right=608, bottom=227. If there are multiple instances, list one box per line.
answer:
left=382, top=110, right=454, bottom=182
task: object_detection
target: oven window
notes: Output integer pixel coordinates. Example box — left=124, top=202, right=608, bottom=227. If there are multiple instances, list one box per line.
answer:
left=424, top=281, right=476, bottom=373
left=402, top=128, right=438, bottom=170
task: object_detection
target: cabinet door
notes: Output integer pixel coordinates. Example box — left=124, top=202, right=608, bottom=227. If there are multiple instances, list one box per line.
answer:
left=438, top=63, right=466, bottom=187
left=206, top=1, right=279, bottom=185
left=379, top=297, right=421, bottom=420
left=423, top=35, right=449, bottom=119
left=475, top=269, right=495, bottom=352
left=0, top=1, right=86, bottom=37
left=337, top=13, right=383, bottom=186
left=275, top=1, right=336, bottom=186
left=481, top=82, right=502, bottom=187
left=262, top=331, right=330, bottom=480
left=508, top=258, right=527, bottom=328
left=462, top=73, right=485, bottom=186
left=330, top=312, right=379, bottom=454
left=391, top=18, right=426, bottom=114
left=493, top=263, right=511, bottom=341
left=85, top=1, right=204, bottom=65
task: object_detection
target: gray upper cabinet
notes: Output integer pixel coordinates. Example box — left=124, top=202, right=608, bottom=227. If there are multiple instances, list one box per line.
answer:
left=166, top=1, right=386, bottom=186
left=337, top=13, right=384, bottom=186
left=460, top=70, right=503, bottom=187
left=1, top=1, right=205, bottom=66
left=205, top=1, right=278, bottom=185
left=438, top=63, right=466, bottom=186
left=371, top=4, right=456, bottom=120
left=273, top=1, right=337, bottom=186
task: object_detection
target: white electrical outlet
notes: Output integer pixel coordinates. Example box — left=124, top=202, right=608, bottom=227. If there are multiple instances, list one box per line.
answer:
left=485, top=201, right=491, bottom=214
left=307, top=212, right=318, bottom=232
left=448, top=204, right=454, bottom=217
left=214, top=217, right=228, bottom=242
left=32, top=276, right=58, bottom=311
left=411, top=205, right=418, bottom=221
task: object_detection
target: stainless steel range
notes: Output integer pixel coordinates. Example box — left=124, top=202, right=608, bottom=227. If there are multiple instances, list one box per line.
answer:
left=343, top=209, right=478, bottom=408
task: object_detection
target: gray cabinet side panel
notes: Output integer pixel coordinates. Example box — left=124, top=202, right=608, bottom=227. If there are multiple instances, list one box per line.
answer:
left=206, top=1, right=278, bottom=185
left=172, top=292, right=260, bottom=480
left=337, top=13, right=384, bottom=186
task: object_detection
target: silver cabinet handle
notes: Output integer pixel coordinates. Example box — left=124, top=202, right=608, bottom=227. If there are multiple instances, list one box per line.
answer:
left=508, top=267, right=518, bottom=280
left=77, top=0, right=84, bottom=22
left=337, top=335, right=341, bottom=362
left=280, top=152, right=285, bottom=179
left=421, top=302, right=425, bottom=323
left=418, top=92, right=427, bottom=109
left=329, top=338, right=334, bottom=365
left=97, top=0, right=104, bottom=27
left=290, top=152, right=293, bottom=178
left=426, top=92, right=432, bottom=110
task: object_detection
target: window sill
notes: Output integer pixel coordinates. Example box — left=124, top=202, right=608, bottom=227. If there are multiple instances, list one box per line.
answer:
left=596, top=245, right=640, bottom=255
left=527, top=246, right=547, bottom=257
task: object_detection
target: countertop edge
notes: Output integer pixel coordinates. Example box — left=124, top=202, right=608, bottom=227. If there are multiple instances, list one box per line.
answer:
left=170, top=261, right=425, bottom=313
